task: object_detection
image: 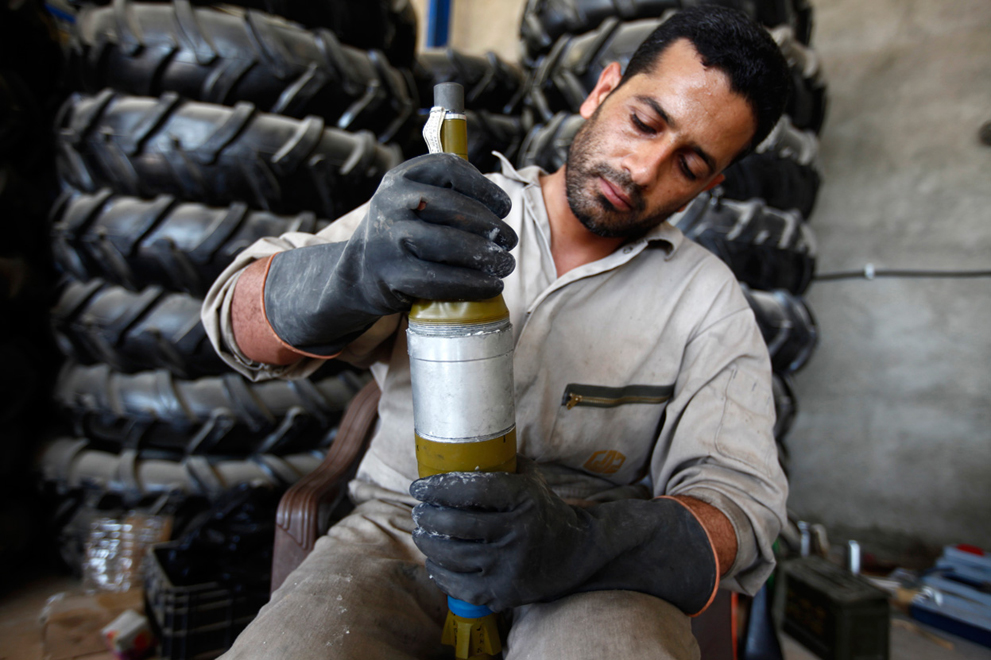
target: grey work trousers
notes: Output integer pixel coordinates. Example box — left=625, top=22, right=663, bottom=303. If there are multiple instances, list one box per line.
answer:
left=220, top=497, right=700, bottom=660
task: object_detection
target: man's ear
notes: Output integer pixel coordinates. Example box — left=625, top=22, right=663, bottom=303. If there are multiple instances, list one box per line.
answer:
left=702, top=173, right=725, bottom=193
left=579, top=62, right=623, bottom=119
left=677, top=174, right=726, bottom=212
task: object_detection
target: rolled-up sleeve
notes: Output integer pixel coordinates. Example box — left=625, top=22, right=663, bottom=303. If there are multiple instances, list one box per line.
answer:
left=653, top=280, right=788, bottom=595
left=201, top=202, right=399, bottom=381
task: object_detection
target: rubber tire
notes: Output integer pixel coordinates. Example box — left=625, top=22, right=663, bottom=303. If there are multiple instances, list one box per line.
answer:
left=380, top=0, right=419, bottom=70
left=52, top=278, right=225, bottom=378
left=516, top=111, right=582, bottom=173
left=41, top=438, right=321, bottom=573
left=56, top=90, right=402, bottom=218
left=722, top=114, right=822, bottom=216
left=466, top=111, right=526, bottom=174
left=676, top=194, right=816, bottom=295
left=769, top=25, right=828, bottom=132
left=414, top=49, right=526, bottom=115
left=51, top=189, right=327, bottom=296
left=525, top=17, right=827, bottom=133
left=40, top=436, right=324, bottom=498
left=771, top=372, right=796, bottom=446
left=750, top=0, right=795, bottom=36
left=741, top=286, right=818, bottom=374
left=66, top=0, right=418, bottom=69
left=54, top=361, right=368, bottom=456
left=73, top=0, right=417, bottom=142
left=719, top=152, right=820, bottom=218
left=791, top=0, right=814, bottom=45
left=755, top=115, right=820, bottom=166
left=519, top=0, right=768, bottom=66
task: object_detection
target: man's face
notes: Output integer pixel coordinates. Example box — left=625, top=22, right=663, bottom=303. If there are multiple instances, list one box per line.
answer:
left=566, top=39, right=756, bottom=238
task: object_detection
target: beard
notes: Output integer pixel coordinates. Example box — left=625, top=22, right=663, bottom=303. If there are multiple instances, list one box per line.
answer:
left=565, top=108, right=684, bottom=239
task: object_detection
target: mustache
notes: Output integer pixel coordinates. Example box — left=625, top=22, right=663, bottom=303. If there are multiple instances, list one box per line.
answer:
left=590, top=164, right=645, bottom=212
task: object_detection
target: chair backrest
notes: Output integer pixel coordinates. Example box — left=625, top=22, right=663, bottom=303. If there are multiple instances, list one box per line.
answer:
left=271, top=379, right=381, bottom=592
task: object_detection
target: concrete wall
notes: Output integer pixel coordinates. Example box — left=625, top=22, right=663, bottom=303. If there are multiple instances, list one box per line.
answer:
left=785, top=0, right=991, bottom=560
left=410, top=0, right=991, bottom=561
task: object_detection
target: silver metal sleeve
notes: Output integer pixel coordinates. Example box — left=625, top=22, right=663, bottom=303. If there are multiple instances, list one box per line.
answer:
left=407, top=324, right=516, bottom=443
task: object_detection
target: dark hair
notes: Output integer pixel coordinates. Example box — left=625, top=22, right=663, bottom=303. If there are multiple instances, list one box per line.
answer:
left=622, top=6, right=791, bottom=159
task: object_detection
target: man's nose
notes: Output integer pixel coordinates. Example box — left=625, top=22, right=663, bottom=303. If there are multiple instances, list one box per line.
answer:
left=621, top=140, right=675, bottom=188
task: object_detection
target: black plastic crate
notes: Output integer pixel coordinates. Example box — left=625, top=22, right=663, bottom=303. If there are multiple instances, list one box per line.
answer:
left=144, top=542, right=269, bottom=660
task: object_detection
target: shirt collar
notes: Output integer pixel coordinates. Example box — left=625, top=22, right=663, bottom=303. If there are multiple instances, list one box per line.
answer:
left=495, top=152, right=685, bottom=258
left=496, top=151, right=542, bottom=184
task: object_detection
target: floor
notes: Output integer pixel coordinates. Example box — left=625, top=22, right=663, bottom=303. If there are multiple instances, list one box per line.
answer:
left=0, top=572, right=102, bottom=660
left=1, top=571, right=988, bottom=660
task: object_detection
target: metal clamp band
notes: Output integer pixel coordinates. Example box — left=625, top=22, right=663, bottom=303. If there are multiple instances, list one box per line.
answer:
left=423, top=106, right=446, bottom=154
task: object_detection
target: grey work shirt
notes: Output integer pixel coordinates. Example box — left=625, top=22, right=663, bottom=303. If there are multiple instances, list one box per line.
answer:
left=202, top=155, right=788, bottom=595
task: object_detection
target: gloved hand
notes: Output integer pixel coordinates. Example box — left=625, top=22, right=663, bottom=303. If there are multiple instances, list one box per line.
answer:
left=263, top=153, right=516, bottom=356
left=410, top=458, right=719, bottom=614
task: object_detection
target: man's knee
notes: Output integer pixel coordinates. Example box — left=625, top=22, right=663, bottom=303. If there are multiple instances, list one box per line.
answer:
left=220, top=498, right=447, bottom=660
left=505, top=590, right=700, bottom=660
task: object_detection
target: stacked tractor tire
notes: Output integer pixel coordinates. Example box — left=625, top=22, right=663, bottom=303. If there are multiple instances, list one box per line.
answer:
left=514, top=0, right=826, bottom=468
left=41, top=0, right=428, bottom=583
left=0, top=0, right=65, bottom=578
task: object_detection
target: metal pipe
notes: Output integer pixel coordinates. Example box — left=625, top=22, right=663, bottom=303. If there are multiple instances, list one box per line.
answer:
left=426, top=0, right=453, bottom=48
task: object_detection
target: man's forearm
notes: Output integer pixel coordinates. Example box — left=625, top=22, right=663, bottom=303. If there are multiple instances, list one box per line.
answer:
left=230, top=256, right=314, bottom=365
left=671, top=495, right=739, bottom=577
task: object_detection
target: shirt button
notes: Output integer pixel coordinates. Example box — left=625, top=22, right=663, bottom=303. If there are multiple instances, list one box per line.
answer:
left=622, top=246, right=634, bottom=254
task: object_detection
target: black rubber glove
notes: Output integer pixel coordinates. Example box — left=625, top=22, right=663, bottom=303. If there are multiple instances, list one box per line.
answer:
left=410, top=458, right=719, bottom=615
left=263, top=153, right=516, bottom=356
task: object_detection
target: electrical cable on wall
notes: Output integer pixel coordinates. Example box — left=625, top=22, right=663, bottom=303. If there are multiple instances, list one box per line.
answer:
left=815, top=266, right=991, bottom=281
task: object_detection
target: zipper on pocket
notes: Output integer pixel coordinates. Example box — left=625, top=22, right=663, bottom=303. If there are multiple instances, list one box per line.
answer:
left=562, top=384, right=674, bottom=409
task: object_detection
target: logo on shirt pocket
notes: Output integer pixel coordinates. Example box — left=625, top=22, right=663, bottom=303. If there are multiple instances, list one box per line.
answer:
left=583, top=450, right=627, bottom=474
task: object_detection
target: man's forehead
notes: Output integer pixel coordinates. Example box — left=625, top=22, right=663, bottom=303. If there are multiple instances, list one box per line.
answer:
left=628, top=39, right=732, bottom=96
left=617, top=42, right=757, bottom=163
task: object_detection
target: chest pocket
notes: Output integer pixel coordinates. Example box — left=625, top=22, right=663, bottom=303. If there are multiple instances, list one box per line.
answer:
left=562, top=383, right=674, bottom=409
left=549, top=383, right=674, bottom=483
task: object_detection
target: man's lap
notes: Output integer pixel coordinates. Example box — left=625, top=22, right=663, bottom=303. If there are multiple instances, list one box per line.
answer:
left=220, top=497, right=698, bottom=660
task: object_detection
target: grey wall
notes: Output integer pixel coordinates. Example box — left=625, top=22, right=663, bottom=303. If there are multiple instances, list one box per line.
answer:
left=786, top=0, right=991, bottom=559
left=416, top=0, right=991, bottom=559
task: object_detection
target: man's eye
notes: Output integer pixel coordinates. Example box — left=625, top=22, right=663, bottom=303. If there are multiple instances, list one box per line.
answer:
left=631, top=113, right=655, bottom=134
left=679, top=156, right=699, bottom=181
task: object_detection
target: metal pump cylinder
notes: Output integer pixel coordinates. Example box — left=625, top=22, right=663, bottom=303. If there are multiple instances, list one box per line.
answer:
left=408, top=299, right=517, bottom=478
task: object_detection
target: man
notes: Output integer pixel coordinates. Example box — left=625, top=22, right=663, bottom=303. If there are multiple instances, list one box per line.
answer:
left=203, top=6, right=791, bottom=659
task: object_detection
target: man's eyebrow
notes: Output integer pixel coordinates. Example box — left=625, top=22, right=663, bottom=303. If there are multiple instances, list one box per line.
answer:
left=635, top=95, right=676, bottom=129
left=634, top=95, right=718, bottom=175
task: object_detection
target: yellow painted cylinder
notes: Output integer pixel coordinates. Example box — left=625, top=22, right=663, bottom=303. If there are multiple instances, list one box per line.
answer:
left=440, top=116, right=468, bottom=161
left=416, top=431, right=518, bottom=478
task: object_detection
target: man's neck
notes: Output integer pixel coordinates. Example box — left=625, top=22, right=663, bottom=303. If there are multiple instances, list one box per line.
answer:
left=540, top=167, right=626, bottom=279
